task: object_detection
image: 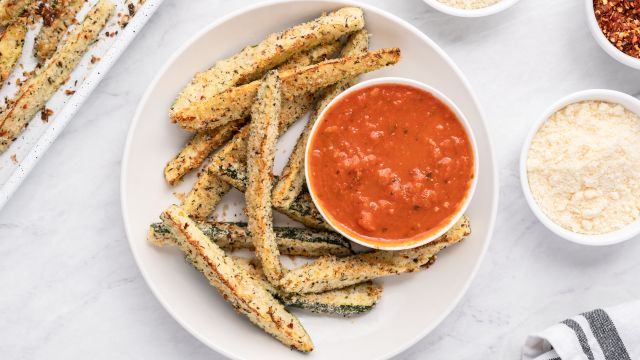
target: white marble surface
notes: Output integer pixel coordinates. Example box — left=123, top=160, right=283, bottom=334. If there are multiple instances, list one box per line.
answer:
left=2, top=0, right=640, bottom=359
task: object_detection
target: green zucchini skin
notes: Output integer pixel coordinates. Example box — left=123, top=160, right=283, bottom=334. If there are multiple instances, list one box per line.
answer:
left=149, top=222, right=353, bottom=257
left=234, top=257, right=382, bottom=316
left=281, top=282, right=382, bottom=316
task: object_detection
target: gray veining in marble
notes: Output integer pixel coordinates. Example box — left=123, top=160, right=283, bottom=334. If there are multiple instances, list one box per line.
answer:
left=2, top=0, right=640, bottom=359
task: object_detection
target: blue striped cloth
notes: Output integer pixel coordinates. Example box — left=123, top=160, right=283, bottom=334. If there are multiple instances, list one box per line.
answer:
left=523, top=302, right=640, bottom=360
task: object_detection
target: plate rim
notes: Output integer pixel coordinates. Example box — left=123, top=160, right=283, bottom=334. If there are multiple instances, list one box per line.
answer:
left=120, top=1, right=499, bottom=358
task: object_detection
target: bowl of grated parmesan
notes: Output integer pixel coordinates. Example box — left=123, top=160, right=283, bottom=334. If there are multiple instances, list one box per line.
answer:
left=422, top=0, right=521, bottom=17
left=520, top=89, right=640, bottom=246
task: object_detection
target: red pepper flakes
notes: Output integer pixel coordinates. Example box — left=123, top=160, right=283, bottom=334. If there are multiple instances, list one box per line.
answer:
left=594, top=0, right=640, bottom=58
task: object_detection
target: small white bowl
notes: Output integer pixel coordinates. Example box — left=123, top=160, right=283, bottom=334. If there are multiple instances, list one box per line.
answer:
left=520, top=89, right=640, bottom=246
left=305, top=77, right=479, bottom=251
left=423, top=0, right=521, bottom=18
left=585, top=0, right=640, bottom=70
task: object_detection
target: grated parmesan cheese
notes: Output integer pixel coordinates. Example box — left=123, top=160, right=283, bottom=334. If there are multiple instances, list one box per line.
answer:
left=527, top=101, right=640, bottom=235
left=437, top=0, right=502, bottom=10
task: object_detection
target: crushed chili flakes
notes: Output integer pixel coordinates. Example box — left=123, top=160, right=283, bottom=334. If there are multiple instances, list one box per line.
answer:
left=594, top=0, right=640, bottom=58
left=10, top=154, right=17, bottom=164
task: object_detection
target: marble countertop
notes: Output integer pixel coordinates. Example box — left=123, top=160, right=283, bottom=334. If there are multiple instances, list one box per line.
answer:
left=2, top=0, right=640, bottom=359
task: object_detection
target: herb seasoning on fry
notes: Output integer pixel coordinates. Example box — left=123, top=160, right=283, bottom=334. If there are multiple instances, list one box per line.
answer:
left=594, top=0, right=640, bottom=58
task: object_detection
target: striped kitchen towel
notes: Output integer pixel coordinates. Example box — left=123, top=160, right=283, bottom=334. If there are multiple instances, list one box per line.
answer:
left=522, top=301, right=640, bottom=360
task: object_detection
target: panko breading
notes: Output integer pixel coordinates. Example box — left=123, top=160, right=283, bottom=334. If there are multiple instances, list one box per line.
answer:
left=34, top=0, right=86, bottom=63
left=148, top=221, right=352, bottom=258
left=164, top=119, right=245, bottom=186
left=173, top=48, right=402, bottom=131
left=0, top=0, right=31, bottom=26
left=163, top=42, right=339, bottom=186
left=246, top=71, right=283, bottom=284
left=235, top=257, right=382, bottom=316
left=160, top=205, right=313, bottom=352
left=0, top=19, right=26, bottom=87
left=0, top=0, right=115, bottom=153
left=170, top=7, right=364, bottom=114
left=280, top=216, right=471, bottom=294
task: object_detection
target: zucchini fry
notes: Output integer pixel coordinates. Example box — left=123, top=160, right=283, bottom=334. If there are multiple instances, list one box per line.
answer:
left=148, top=221, right=353, bottom=257
left=181, top=92, right=314, bottom=220
left=0, top=19, right=26, bottom=87
left=280, top=216, right=471, bottom=294
left=235, top=258, right=382, bottom=316
left=174, top=48, right=402, bottom=131
left=246, top=71, right=283, bottom=284
left=0, top=0, right=115, bottom=153
left=272, top=30, right=369, bottom=209
left=163, top=42, right=338, bottom=186
left=278, top=40, right=341, bottom=71
left=34, top=0, right=86, bottom=63
left=170, top=7, right=364, bottom=114
left=164, top=119, right=245, bottom=186
left=160, top=205, right=313, bottom=352
left=0, top=0, right=31, bottom=26
left=278, top=191, right=331, bottom=230
left=209, top=127, right=331, bottom=230
left=181, top=172, right=231, bottom=221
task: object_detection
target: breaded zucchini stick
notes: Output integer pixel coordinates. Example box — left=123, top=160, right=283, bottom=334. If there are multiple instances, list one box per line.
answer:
left=164, top=42, right=339, bottom=186
left=174, top=48, right=402, bottom=131
left=0, top=19, right=26, bottom=87
left=0, top=0, right=115, bottom=153
left=272, top=30, right=369, bottom=209
left=160, top=205, right=313, bottom=352
left=280, top=216, right=471, bottom=294
left=181, top=92, right=314, bottom=220
left=180, top=171, right=231, bottom=221
left=278, top=191, right=330, bottom=230
left=246, top=71, right=283, bottom=284
left=34, top=0, right=86, bottom=63
left=0, top=0, right=31, bottom=26
left=171, top=7, right=364, bottom=114
left=164, top=119, right=245, bottom=186
left=148, top=221, right=353, bottom=257
left=209, top=130, right=331, bottom=230
left=208, top=127, right=331, bottom=230
left=278, top=40, right=341, bottom=71
left=235, top=258, right=382, bottom=316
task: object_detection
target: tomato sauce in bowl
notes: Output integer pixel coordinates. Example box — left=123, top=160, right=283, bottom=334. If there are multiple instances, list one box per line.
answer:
left=306, top=79, right=477, bottom=249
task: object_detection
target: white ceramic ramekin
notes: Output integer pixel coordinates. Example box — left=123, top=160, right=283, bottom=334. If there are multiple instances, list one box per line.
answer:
left=305, top=77, right=479, bottom=250
left=520, top=89, right=640, bottom=246
left=585, top=0, right=640, bottom=70
left=422, top=0, right=521, bottom=18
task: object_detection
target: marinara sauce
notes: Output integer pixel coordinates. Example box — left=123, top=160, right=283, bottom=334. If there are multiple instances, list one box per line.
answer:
left=307, top=83, right=474, bottom=246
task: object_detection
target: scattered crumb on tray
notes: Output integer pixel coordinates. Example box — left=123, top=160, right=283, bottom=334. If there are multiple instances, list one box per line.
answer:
left=40, top=108, right=54, bottom=123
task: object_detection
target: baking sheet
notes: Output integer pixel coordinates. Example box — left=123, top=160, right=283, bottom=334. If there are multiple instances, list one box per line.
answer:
left=0, top=0, right=164, bottom=210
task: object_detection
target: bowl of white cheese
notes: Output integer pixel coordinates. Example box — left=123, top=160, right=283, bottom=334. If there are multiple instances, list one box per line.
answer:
left=520, top=89, right=640, bottom=246
left=422, top=0, right=521, bottom=17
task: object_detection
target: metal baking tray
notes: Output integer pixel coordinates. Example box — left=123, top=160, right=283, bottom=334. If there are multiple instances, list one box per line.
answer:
left=0, top=0, right=164, bottom=210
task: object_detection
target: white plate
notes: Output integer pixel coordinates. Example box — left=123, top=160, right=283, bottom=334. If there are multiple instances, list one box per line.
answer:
left=121, top=1, right=498, bottom=359
left=0, top=0, right=164, bottom=210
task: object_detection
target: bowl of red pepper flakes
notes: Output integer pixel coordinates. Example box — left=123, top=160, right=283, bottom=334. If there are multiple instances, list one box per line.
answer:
left=587, top=0, right=640, bottom=69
